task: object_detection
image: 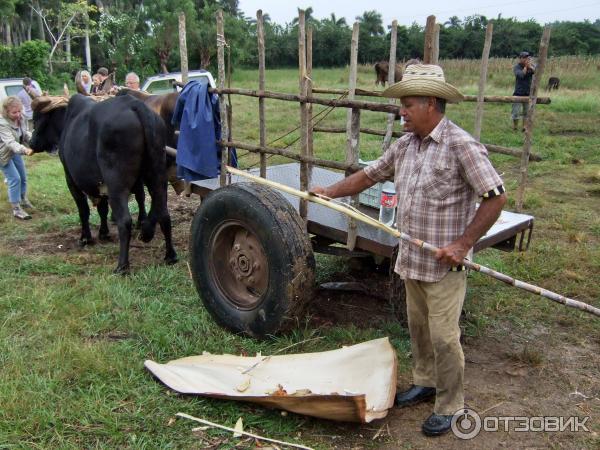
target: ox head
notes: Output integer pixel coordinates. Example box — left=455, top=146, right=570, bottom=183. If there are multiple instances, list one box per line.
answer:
left=29, top=96, right=68, bottom=154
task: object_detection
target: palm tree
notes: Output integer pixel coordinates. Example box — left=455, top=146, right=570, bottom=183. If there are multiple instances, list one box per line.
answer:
left=291, top=7, right=316, bottom=26
left=324, top=13, right=346, bottom=27
left=356, top=10, right=383, bottom=36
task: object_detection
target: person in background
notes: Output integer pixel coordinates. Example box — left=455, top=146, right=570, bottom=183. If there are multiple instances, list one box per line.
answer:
left=125, top=72, right=141, bottom=90
left=75, top=70, right=93, bottom=95
left=511, top=51, right=536, bottom=131
left=311, top=64, right=506, bottom=437
left=90, top=74, right=101, bottom=95
left=95, top=67, right=114, bottom=95
left=0, top=96, right=35, bottom=220
left=16, top=78, right=41, bottom=129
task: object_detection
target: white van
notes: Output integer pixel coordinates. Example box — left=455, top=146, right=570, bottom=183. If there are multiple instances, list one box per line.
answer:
left=0, top=78, right=25, bottom=102
left=141, top=70, right=216, bottom=94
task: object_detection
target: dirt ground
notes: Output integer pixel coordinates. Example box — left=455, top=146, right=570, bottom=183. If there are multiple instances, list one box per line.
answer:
left=17, top=192, right=600, bottom=449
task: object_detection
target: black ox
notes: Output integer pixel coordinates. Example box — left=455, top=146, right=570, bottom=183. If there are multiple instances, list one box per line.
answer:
left=30, top=94, right=177, bottom=273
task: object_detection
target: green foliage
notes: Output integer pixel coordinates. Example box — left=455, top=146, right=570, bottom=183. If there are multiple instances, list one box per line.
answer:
left=0, top=45, right=15, bottom=77
left=14, top=40, right=50, bottom=84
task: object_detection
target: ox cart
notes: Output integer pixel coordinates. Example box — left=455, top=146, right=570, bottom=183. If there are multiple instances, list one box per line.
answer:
left=179, top=11, right=544, bottom=337
left=186, top=164, right=533, bottom=337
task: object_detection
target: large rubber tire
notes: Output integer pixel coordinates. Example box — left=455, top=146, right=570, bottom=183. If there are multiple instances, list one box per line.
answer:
left=189, top=182, right=315, bottom=337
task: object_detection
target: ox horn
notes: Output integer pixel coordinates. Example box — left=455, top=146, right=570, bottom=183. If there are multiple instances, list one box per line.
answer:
left=63, top=83, right=70, bottom=98
left=31, top=96, right=52, bottom=113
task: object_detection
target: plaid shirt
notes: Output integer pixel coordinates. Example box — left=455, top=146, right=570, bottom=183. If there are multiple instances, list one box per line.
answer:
left=364, top=117, right=504, bottom=282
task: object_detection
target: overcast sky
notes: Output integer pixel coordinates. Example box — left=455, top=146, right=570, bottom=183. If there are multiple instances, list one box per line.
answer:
left=238, top=0, right=600, bottom=26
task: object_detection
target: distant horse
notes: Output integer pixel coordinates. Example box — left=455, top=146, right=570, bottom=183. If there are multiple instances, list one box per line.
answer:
left=546, top=77, right=560, bottom=91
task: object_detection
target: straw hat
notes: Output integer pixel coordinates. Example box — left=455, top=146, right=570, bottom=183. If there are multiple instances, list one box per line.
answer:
left=382, top=64, right=464, bottom=103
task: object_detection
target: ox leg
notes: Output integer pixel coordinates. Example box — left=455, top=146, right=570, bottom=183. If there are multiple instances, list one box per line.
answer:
left=64, top=171, right=93, bottom=247
left=133, top=180, right=147, bottom=229
left=145, top=181, right=177, bottom=265
left=109, top=194, right=133, bottom=274
left=97, top=197, right=111, bottom=241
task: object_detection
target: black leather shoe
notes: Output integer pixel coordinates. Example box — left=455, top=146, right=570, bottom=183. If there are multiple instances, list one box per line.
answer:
left=422, top=413, right=453, bottom=436
left=394, top=385, right=436, bottom=407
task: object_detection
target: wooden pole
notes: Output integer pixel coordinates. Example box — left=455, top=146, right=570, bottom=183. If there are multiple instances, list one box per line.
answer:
left=178, top=12, right=189, bottom=84
left=178, top=11, right=191, bottom=195
left=382, top=20, right=398, bottom=153
left=516, top=25, right=551, bottom=211
left=310, top=88, right=551, bottom=104
left=423, top=16, right=436, bottom=64
left=432, top=23, right=440, bottom=64
left=474, top=21, right=494, bottom=141
left=312, top=127, right=542, bottom=161
left=216, top=10, right=228, bottom=187
left=257, top=10, right=267, bottom=178
left=307, top=26, right=314, bottom=172
left=220, top=140, right=362, bottom=172
left=298, top=10, right=309, bottom=221
left=227, top=166, right=600, bottom=319
left=345, top=22, right=360, bottom=250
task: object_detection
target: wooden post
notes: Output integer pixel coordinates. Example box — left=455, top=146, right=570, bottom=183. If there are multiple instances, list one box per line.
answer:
left=432, top=23, right=440, bottom=64
left=382, top=19, right=398, bottom=153
left=257, top=10, right=267, bottom=178
left=346, top=22, right=360, bottom=251
left=307, top=26, right=314, bottom=172
left=516, top=25, right=551, bottom=211
left=298, top=10, right=309, bottom=222
left=178, top=12, right=189, bottom=84
left=216, top=10, right=229, bottom=187
left=474, top=21, right=493, bottom=141
left=423, top=15, right=436, bottom=64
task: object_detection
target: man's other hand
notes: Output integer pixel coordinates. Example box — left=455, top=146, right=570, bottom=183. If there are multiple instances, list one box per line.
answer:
left=435, top=239, right=470, bottom=266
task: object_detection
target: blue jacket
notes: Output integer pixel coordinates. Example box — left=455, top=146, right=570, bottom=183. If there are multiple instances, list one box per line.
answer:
left=172, top=79, right=236, bottom=180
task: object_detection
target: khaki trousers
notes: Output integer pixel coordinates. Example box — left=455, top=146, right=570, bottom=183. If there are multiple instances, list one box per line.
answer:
left=404, top=271, right=467, bottom=415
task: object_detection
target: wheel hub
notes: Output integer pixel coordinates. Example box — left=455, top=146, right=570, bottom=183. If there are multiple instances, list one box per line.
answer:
left=210, top=222, right=269, bottom=309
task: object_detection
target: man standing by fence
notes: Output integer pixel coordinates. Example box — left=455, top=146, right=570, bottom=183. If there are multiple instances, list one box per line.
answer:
left=311, top=64, right=506, bottom=437
left=511, top=51, right=536, bottom=131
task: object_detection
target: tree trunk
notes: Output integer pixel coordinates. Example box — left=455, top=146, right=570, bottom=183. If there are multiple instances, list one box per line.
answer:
left=84, top=26, right=91, bottom=70
left=35, top=1, right=45, bottom=40
left=66, top=31, right=71, bottom=62
left=5, top=20, right=12, bottom=46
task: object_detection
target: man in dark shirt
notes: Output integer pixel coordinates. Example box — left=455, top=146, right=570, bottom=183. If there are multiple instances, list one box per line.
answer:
left=95, top=67, right=114, bottom=95
left=511, top=51, right=536, bottom=131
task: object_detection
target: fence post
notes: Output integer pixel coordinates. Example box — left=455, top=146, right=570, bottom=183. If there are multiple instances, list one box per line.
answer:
left=216, top=10, right=229, bottom=187
left=298, top=10, right=309, bottom=223
left=178, top=12, right=189, bottom=84
left=257, top=10, right=267, bottom=178
left=345, top=22, right=361, bottom=251
left=432, top=23, right=440, bottom=64
left=307, top=26, right=314, bottom=173
left=474, top=21, right=493, bottom=141
left=516, top=25, right=551, bottom=211
left=382, top=19, right=398, bottom=153
left=423, top=15, right=436, bottom=63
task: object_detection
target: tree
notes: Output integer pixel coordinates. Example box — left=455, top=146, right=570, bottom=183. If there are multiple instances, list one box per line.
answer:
left=356, top=10, right=383, bottom=36
left=30, top=0, right=97, bottom=73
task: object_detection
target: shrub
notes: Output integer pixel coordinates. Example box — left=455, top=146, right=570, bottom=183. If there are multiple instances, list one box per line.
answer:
left=14, top=40, right=50, bottom=85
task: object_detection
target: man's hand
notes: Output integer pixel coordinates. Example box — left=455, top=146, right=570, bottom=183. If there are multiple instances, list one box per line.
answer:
left=309, top=186, right=330, bottom=199
left=23, top=147, right=34, bottom=156
left=435, top=238, right=470, bottom=266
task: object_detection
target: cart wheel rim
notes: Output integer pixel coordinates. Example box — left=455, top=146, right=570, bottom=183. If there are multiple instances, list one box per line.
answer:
left=208, top=220, right=269, bottom=310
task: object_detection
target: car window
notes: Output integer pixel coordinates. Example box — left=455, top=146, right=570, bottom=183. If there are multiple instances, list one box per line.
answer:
left=5, top=85, right=22, bottom=97
left=145, top=79, right=178, bottom=94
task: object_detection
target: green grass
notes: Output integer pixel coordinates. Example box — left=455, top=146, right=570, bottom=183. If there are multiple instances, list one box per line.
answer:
left=1, top=56, right=600, bottom=448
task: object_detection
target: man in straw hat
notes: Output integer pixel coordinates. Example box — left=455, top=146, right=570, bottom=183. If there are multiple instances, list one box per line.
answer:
left=311, top=64, right=506, bottom=436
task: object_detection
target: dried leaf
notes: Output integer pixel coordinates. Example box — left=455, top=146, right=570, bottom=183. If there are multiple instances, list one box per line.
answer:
left=236, top=377, right=251, bottom=392
left=233, top=417, right=244, bottom=438
left=167, top=417, right=176, bottom=426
